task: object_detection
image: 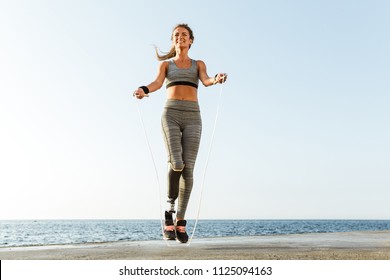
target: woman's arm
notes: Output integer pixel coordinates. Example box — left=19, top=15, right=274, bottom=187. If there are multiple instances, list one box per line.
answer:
left=197, top=60, right=227, bottom=87
left=134, top=61, right=168, bottom=99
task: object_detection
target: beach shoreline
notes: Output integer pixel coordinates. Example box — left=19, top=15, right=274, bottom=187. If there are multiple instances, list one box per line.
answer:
left=1, top=230, right=390, bottom=260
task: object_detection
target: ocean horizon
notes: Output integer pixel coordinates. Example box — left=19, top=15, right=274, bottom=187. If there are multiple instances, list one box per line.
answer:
left=1, top=219, right=389, bottom=248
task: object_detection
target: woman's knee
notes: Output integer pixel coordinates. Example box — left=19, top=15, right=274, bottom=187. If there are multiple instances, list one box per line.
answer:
left=170, top=162, right=185, bottom=171
left=181, top=167, right=194, bottom=180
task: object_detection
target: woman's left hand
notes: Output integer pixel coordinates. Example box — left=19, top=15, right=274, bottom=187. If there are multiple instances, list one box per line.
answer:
left=214, top=73, right=228, bottom=84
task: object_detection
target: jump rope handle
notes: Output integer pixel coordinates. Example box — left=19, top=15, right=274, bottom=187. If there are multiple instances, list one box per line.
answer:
left=213, top=73, right=228, bottom=85
left=133, top=92, right=149, bottom=98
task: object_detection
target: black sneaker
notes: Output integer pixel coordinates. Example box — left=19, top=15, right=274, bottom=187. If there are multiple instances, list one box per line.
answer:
left=163, top=211, right=176, bottom=240
left=175, top=220, right=188, bottom=243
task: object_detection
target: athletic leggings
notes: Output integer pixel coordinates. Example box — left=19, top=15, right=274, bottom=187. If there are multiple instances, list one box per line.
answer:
left=161, top=99, right=202, bottom=219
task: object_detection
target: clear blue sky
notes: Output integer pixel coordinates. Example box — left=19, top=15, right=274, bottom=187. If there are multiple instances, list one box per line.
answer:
left=1, top=0, right=389, bottom=219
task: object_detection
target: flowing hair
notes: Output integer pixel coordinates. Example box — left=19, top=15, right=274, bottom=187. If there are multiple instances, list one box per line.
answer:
left=155, top=23, right=195, bottom=61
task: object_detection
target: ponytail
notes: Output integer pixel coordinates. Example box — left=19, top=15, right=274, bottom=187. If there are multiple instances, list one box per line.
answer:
left=154, top=45, right=176, bottom=61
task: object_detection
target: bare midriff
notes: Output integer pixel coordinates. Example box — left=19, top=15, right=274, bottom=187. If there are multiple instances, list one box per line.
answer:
left=167, top=85, right=198, bottom=101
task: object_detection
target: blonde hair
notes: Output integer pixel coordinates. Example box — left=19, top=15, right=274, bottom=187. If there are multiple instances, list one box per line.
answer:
left=155, top=23, right=195, bottom=61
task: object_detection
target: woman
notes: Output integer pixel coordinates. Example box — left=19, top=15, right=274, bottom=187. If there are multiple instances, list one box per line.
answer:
left=134, top=23, right=227, bottom=243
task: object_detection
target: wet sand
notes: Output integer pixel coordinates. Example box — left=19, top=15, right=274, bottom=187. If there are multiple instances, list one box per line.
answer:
left=1, top=231, right=389, bottom=260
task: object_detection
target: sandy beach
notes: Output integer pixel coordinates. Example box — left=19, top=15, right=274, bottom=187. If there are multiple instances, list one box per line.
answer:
left=1, top=230, right=389, bottom=260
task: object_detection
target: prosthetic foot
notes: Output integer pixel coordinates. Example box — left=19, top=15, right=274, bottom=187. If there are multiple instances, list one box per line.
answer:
left=163, top=210, right=176, bottom=240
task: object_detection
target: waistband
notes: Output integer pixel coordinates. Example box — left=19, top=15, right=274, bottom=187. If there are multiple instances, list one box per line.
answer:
left=164, top=99, right=200, bottom=112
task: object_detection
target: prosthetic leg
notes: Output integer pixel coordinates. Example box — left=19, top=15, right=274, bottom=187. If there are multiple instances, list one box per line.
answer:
left=163, top=167, right=182, bottom=240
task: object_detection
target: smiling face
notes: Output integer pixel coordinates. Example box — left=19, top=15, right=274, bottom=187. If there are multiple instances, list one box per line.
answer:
left=172, top=26, right=193, bottom=49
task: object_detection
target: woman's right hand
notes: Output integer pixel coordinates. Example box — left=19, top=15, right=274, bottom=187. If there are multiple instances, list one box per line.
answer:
left=133, top=88, right=148, bottom=99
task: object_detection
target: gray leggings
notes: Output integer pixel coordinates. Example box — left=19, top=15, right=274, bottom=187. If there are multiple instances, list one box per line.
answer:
left=161, top=99, right=202, bottom=219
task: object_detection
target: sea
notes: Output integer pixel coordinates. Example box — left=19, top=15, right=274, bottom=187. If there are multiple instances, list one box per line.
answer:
left=1, top=220, right=389, bottom=248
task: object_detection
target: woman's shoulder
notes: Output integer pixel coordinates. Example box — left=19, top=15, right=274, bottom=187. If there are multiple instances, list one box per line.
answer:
left=160, top=60, right=170, bottom=65
left=196, top=60, right=207, bottom=69
left=158, top=60, right=170, bottom=68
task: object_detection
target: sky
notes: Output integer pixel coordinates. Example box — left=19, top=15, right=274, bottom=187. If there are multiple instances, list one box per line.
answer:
left=0, top=0, right=389, bottom=220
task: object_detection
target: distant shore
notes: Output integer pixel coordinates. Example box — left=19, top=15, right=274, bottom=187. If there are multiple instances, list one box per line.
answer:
left=1, top=230, right=389, bottom=260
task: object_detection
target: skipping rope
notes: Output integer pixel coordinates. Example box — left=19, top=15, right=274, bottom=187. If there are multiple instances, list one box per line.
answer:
left=134, top=81, right=225, bottom=246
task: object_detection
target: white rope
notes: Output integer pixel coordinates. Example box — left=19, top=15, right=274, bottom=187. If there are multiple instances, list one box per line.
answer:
left=134, top=80, right=225, bottom=247
left=134, top=98, right=170, bottom=246
left=187, top=82, right=224, bottom=246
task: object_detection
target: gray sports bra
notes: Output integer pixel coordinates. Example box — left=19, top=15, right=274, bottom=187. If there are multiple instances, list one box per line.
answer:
left=165, top=59, right=199, bottom=89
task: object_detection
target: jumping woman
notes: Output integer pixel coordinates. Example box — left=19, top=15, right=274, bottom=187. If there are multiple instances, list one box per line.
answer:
left=133, top=23, right=227, bottom=243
